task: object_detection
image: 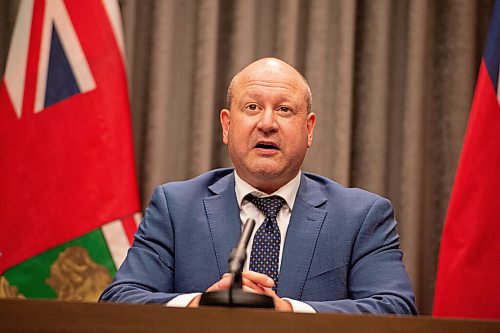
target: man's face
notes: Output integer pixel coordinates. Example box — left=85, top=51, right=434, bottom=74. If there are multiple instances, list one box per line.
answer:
left=220, top=59, right=316, bottom=193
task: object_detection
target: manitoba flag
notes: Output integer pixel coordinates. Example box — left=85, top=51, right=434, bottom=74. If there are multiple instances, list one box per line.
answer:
left=0, top=0, right=140, bottom=301
left=433, top=0, right=500, bottom=320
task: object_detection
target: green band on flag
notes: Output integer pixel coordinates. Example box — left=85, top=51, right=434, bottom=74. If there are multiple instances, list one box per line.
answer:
left=2, top=228, right=116, bottom=300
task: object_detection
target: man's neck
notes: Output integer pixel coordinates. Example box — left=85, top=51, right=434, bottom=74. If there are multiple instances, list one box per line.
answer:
left=234, top=170, right=301, bottom=210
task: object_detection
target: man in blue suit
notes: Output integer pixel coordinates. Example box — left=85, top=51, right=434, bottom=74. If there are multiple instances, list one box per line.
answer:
left=100, top=58, right=417, bottom=314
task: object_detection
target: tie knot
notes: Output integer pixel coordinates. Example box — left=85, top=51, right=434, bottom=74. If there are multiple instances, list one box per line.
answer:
left=246, top=194, right=286, bottom=218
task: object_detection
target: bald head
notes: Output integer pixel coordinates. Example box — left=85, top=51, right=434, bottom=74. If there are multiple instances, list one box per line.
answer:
left=227, top=58, right=312, bottom=113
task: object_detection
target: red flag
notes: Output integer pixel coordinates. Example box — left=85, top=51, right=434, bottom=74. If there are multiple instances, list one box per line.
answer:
left=0, top=0, right=139, bottom=280
left=433, top=1, right=500, bottom=320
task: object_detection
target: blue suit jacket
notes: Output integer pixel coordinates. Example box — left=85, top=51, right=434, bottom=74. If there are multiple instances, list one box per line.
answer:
left=100, top=168, right=417, bottom=314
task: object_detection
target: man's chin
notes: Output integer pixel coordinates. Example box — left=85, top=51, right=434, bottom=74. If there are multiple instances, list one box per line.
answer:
left=237, top=164, right=296, bottom=193
left=249, top=165, right=284, bottom=178
left=249, top=166, right=290, bottom=183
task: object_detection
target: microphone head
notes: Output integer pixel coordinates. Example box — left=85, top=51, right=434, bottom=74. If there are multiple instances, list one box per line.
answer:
left=228, top=218, right=256, bottom=274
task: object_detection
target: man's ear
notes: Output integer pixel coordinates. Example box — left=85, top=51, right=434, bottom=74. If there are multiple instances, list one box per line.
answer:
left=220, top=109, right=230, bottom=145
left=307, top=112, right=316, bottom=148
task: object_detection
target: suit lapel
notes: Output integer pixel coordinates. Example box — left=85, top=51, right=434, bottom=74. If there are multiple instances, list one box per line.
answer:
left=277, top=174, right=327, bottom=299
left=204, top=172, right=241, bottom=277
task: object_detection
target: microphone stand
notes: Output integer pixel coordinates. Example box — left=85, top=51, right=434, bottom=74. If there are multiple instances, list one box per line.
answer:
left=199, top=219, right=274, bottom=308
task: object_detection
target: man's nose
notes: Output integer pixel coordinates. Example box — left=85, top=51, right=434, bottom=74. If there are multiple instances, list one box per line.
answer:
left=257, top=108, right=278, bottom=132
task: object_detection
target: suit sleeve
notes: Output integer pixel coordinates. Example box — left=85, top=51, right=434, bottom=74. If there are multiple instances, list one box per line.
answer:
left=99, top=186, right=181, bottom=304
left=304, top=197, right=418, bottom=314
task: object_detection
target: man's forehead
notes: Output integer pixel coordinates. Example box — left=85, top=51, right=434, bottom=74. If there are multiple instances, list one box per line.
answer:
left=239, top=62, right=299, bottom=82
left=239, top=78, right=301, bottom=92
left=227, top=57, right=311, bottom=112
left=236, top=89, right=298, bottom=104
left=234, top=68, right=304, bottom=97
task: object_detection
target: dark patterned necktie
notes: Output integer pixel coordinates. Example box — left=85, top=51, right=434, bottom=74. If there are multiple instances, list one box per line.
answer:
left=246, top=194, right=286, bottom=287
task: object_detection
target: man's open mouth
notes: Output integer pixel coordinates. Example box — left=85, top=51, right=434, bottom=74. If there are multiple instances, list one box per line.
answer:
left=255, top=142, right=280, bottom=150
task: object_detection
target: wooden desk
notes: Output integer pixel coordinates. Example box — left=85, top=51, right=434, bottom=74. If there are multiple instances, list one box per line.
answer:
left=0, top=298, right=499, bottom=333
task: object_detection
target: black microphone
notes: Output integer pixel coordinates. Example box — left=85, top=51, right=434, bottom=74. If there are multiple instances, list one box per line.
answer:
left=199, top=218, right=274, bottom=308
left=227, top=218, right=255, bottom=289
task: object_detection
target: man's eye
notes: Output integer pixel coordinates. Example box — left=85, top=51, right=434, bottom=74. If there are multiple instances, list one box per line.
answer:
left=246, top=104, right=258, bottom=111
left=278, top=106, right=291, bottom=112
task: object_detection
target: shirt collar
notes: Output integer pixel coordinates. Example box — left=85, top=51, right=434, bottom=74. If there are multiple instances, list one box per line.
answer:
left=234, top=170, right=301, bottom=210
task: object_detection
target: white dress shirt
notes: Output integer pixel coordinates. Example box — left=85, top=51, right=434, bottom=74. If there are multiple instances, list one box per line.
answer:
left=167, top=171, right=315, bottom=313
left=235, top=171, right=299, bottom=272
